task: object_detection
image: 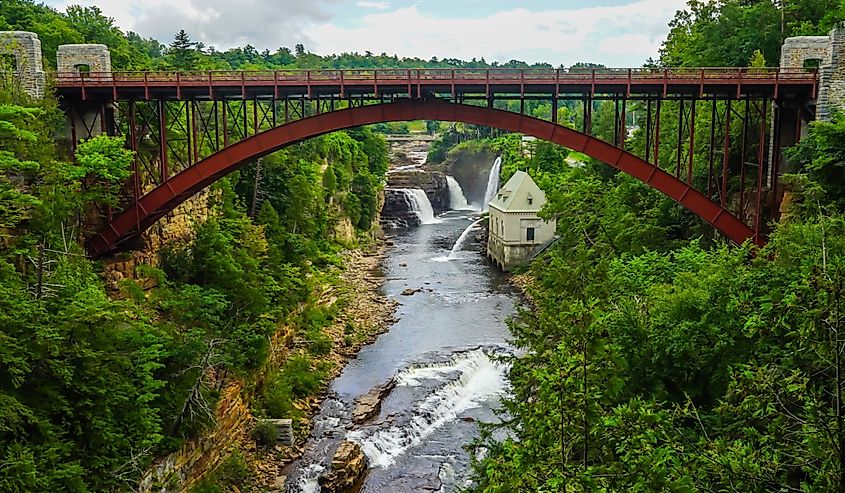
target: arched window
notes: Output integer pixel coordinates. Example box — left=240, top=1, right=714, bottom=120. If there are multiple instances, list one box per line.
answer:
left=804, top=58, right=822, bottom=69
left=0, top=54, right=17, bottom=73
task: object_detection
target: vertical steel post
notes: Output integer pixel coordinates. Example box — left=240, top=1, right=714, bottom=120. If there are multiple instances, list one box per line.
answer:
left=128, top=100, right=140, bottom=232
left=676, top=98, right=685, bottom=178
left=222, top=99, right=229, bottom=147
left=191, top=100, right=199, bottom=164
left=620, top=97, right=627, bottom=150
left=687, top=98, right=696, bottom=185
left=721, top=99, right=732, bottom=208
left=754, top=98, right=768, bottom=240
left=158, top=100, right=169, bottom=181
left=645, top=98, right=653, bottom=163
left=739, top=98, right=750, bottom=219
left=653, top=99, right=662, bottom=167
left=707, top=98, right=717, bottom=198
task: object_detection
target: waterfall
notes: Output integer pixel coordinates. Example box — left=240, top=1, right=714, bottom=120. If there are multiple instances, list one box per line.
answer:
left=482, top=156, right=502, bottom=212
left=449, top=218, right=484, bottom=258
left=446, top=176, right=472, bottom=211
left=347, top=348, right=509, bottom=468
left=398, top=188, right=438, bottom=225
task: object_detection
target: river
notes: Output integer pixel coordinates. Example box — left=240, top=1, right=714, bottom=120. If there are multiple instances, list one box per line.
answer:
left=286, top=210, right=518, bottom=492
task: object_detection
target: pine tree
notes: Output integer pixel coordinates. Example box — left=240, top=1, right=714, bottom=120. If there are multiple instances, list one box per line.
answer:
left=168, top=29, right=199, bottom=69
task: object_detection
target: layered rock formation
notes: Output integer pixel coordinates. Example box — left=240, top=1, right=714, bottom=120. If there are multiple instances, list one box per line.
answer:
left=387, top=171, right=450, bottom=212
left=318, top=441, right=369, bottom=493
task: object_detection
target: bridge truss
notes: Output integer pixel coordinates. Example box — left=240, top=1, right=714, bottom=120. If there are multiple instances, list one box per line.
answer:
left=52, top=68, right=818, bottom=256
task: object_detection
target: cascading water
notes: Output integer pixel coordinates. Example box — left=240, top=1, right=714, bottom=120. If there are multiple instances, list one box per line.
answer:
left=347, top=348, right=510, bottom=469
left=449, top=218, right=484, bottom=258
left=481, top=156, right=502, bottom=212
left=446, top=176, right=473, bottom=211
left=397, top=188, right=439, bottom=225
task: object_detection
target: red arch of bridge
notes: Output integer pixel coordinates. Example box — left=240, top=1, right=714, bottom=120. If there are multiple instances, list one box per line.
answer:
left=87, top=99, right=759, bottom=257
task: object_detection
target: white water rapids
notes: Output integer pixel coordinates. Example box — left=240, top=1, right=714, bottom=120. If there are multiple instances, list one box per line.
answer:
left=347, top=348, right=509, bottom=469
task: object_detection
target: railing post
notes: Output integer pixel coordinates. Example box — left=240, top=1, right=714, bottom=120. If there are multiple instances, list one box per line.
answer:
left=307, top=70, right=312, bottom=99
left=773, top=68, right=779, bottom=99
left=451, top=69, right=456, bottom=100
left=486, top=69, right=490, bottom=100
left=520, top=68, right=525, bottom=98
left=554, top=68, right=560, bottom=99
left=241, top=71, right=246, bottom=99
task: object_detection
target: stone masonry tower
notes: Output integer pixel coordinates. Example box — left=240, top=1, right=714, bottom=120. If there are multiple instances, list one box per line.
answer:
left=781, top=22, right=845, bottom=120
left=56, top=44, right=112, bottom=75
left=0, top=31, right=46, bottom=98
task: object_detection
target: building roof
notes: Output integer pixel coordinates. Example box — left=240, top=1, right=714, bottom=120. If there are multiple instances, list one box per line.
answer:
left=488, top=170, right=546, bottom=213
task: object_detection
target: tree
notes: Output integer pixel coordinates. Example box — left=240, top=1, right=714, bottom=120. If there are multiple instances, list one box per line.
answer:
left=167, top=29, right=200, bottom=69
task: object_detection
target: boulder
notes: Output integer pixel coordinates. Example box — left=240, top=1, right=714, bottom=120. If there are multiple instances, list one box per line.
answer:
left=352, top=379, right=396, bottom=424
left=318, top=441, right=369, bottom=493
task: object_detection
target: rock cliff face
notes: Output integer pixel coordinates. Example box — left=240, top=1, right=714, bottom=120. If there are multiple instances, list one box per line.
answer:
left=443, top=148, right=497, bottom=206
left=380, top=171, right=451, bottom=229
left=381, top=189, right=423, bottom=229
left=318, top=441, right=369, bottom=493
left=387, top=171, right=450, bottom=212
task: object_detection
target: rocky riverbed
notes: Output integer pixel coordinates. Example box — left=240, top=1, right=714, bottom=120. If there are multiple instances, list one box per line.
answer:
left=284, top=211, right=518, bottom=492
left=235, top=245, right=399, bottom=491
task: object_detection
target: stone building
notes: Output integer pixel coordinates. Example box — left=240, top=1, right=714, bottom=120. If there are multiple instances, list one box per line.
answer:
left=0, top=31, right=45, bottom=98
left=486, top=170, right=556, bottom=271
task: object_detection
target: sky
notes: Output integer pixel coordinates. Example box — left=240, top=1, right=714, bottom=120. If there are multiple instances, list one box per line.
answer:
left=43, top=0, right=689, bottom=67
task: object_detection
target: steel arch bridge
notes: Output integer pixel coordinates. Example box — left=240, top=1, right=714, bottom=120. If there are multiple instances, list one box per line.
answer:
left=51, top=67, right=819, bottom=257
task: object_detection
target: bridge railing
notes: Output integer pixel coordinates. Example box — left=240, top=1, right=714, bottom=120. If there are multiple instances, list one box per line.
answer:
left=52, top=67, right=818, bottom=87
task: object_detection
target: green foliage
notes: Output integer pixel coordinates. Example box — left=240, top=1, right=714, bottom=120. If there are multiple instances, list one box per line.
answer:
left=188, top=450, right=252, bottom=493
left=251, top=420, right=278, bottom=447
left=72, top=135, right=133, bottom=207
left=660, top=0, right=842, bottom=67
left=786, top=111, right=845, bottom=210
left=261, top=355, right=328, bottom=419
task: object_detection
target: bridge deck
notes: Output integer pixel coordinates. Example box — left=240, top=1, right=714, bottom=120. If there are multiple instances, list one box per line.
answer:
left=54, top=67, right=818, bottom=101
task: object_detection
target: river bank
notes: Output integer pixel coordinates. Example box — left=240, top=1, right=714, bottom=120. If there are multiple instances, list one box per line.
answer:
left=284, top=211, right=518, bottom=492
left=232, top=243, right=400, bottom=491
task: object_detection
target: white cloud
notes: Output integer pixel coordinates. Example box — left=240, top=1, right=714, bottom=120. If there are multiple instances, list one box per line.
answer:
left=308, top=0, right=685, bottom=65
left=48, top=0, right=336, bottom=49
left=356, top=1, right=390, bottom=9
left=44, top=0, right=685, bottom=65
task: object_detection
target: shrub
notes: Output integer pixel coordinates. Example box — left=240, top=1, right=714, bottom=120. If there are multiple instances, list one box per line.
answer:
left=252, top=421, right=278, bottom=447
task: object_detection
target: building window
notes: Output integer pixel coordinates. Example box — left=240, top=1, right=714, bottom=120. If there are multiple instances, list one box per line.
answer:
left=527, top=196, right=533, bottom=205
left=527, top=227, right=535, bottom=241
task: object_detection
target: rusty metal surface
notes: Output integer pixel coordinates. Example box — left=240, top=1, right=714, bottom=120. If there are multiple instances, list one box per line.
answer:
left=55, top=67, right=817, bottom=101
left=86, top=99, right=759, bottom=257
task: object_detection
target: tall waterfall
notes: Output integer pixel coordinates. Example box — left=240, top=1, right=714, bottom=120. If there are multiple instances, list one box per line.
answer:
left=399, top=188, right=438, bottom=225
left=446, top=176, right=472, bottom=210
left=482, top=156, right=502, bottom=212
left=449, top=218, right=484, bottom=258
